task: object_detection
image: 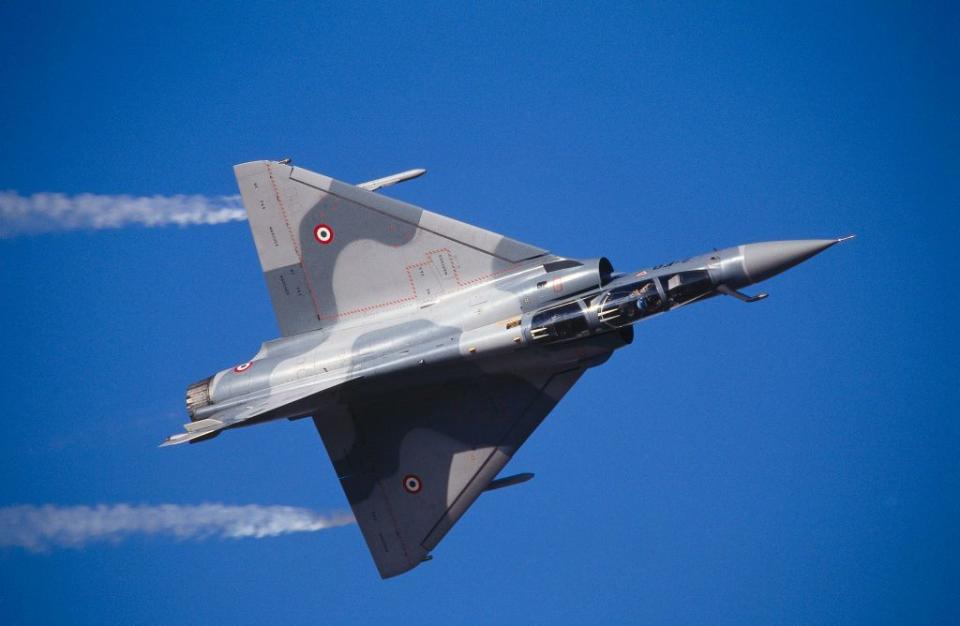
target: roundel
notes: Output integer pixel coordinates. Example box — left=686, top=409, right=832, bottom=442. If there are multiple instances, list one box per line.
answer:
left=313, top=224, right=334, bottom=244
left=233, top=361, right=253, bottom=373
left=402, top=474, right=422, bottom=494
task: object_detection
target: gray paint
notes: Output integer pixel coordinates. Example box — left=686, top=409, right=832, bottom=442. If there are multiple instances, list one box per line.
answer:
left=164, top=159, right=852, bottom=578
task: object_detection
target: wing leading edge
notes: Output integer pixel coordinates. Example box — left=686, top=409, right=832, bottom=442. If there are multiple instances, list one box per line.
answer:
left=312, top=367, right=584, bottom=578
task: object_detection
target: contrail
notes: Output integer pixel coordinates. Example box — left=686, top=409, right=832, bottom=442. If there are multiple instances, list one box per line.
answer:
left=0, top=504, right=355, bottom=552
left=0, top=191, right=247, bottom=238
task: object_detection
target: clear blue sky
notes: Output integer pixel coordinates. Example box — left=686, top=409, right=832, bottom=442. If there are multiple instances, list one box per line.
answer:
left=1, top=2, right=957, bottom=623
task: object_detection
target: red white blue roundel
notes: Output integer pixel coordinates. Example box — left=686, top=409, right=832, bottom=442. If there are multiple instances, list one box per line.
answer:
left=402, top=474, right=422, bottom=494
left=233, top=361, right=253, bottom=373
left=313, top=223, right=334, bottom=244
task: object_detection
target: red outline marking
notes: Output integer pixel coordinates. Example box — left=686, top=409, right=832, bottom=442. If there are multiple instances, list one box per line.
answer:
left=265, top=162, right=324, bottom=320
left=263, top=165, right=536, bottom=326
left=402, top=474, right=422, bottom=494
left=315, top=248, right=531, bottom=320
left=265, top=163, right=301, bottom=259
left=233, top=361, right=253, bottom=373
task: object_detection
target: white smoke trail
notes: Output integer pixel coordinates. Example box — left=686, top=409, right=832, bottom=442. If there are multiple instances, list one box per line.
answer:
left=0, top=504, right=355, bottom=552
left=0, top=191, right=247, bottom=237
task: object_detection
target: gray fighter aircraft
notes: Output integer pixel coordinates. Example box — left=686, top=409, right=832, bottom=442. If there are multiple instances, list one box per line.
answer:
left=164, top=159, right=852, bottom=578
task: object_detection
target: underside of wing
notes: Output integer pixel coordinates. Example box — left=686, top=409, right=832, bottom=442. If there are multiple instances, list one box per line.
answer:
left=234, top=161, right=550, bottom=336
left=312, top=367, right=584, bottom=578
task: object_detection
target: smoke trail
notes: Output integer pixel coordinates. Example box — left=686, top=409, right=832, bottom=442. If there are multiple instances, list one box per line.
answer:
left=0, top=504, right=355, bottom=552
left=0, top=191, right=247, bottom=237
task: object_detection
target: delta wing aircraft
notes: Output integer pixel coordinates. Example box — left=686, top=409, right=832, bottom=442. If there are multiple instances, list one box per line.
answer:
left=164, top=159, right=851, bottom=578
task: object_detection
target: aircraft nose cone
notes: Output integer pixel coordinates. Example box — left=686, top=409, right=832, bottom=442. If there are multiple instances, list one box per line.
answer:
left=716, top=237, right=852, bottom=288
left=741, top=239, right=839, bottom=284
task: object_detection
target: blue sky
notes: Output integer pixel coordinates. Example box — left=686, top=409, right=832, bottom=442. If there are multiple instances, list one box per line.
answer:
left=1, top=1, right=957, bottom=623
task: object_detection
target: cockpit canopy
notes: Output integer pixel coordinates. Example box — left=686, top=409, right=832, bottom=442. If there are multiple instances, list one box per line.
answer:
left=661, top=269, right=713, bottom=306
left=598, top=269, right=713, bottom=328
left=529, top=301, right=591, bottom=343
left=527, top=268, right=715, bottom=343
left=597, top=280, right=663, bottom=327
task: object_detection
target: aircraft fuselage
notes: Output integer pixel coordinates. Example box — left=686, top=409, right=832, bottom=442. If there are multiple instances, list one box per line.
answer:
left=185, top=239, right=844, bottom=431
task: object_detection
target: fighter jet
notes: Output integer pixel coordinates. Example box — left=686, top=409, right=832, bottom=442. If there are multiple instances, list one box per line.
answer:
left=164, top=159, right=851, bottom=578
